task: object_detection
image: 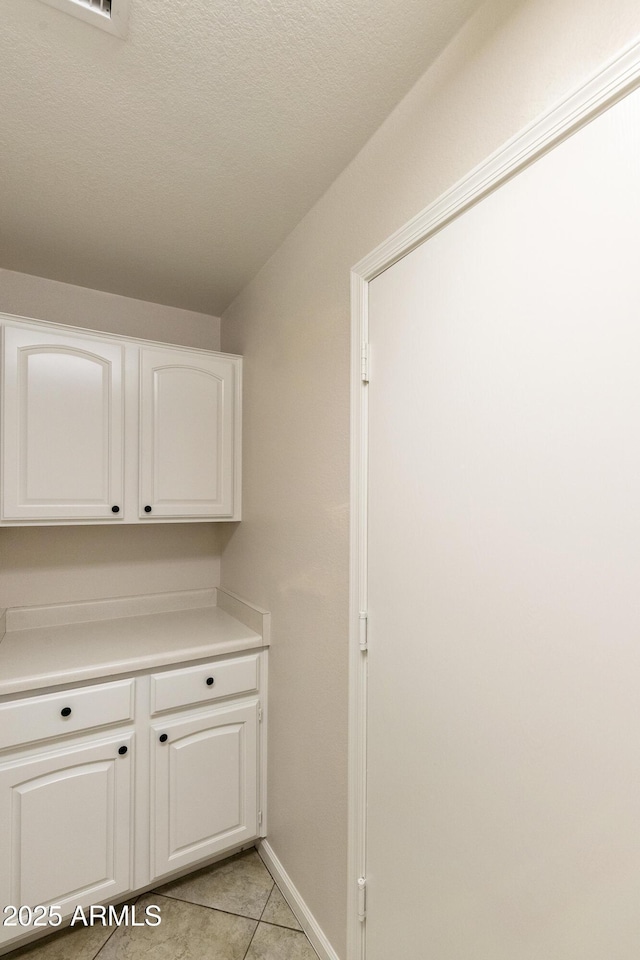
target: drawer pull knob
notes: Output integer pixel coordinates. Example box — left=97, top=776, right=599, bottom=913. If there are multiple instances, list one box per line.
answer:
left=144, top=505, right=152, bottom=513
left=60, top=707, right=72, bottom=718
left=159, top=733, right=168, bottom=743
left=206, top=676, right=215, bottom=686
left=111, top=505, right=120, bottom=513
left=118, top=745, right=128, bottom=756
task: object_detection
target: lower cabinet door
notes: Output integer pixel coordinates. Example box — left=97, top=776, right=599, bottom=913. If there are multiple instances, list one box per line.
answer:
left=0, top=734, right=133, bottom=945
left=151, top=701, right=258, bottom=880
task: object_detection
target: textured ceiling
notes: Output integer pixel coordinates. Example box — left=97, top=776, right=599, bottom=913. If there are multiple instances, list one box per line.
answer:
left=0, top=0, right=483, bottom=314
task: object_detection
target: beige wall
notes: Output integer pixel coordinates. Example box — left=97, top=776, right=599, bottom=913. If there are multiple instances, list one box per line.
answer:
left=220, top=1, right=640, bottom=956
left=0, top=266, right=221, bottom=349
left=0, top=267, right=224, bottom=609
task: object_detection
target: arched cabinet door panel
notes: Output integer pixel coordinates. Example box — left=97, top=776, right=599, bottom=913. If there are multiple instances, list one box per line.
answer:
left=1, top=326, right=124, bottom=520
left=139, top=348, right=238, bottom=518
left=0, top=735, right=133, bottom=944
left=151, top=701, right=258, bottom=880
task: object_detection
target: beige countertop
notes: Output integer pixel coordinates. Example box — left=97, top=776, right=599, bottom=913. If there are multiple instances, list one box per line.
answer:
left=0, top=588, right=270, bottom=698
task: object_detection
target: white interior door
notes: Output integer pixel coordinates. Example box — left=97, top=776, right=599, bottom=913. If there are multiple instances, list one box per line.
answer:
left=366, top=83, right=640, bottom=960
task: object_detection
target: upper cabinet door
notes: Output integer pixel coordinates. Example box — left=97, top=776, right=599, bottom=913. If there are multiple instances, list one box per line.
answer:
left=2, top=325, right=124, bottom=520
left=139, top=348, right=239, bottom=519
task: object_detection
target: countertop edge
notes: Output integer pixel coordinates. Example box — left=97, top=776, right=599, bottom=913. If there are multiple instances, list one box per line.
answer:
left=0, top=634, right=267, bottom=699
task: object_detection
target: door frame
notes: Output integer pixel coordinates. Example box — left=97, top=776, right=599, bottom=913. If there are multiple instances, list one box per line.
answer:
left=347, top=34, right=640, bottom=960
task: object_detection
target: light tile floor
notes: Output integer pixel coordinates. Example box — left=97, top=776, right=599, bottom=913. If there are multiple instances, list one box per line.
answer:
left=8, top=849, right=319, bottom=960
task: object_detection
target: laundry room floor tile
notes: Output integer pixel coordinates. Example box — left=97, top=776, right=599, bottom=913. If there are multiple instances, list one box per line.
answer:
left=95, top=893, right=256, bottom=960
left=154, top=848, right=275, bottom=920
left=260, top=885, right=303, bottom=931
left=244, top=921, right=319, bottom=960
left=4, top=849, right=319, bottom=960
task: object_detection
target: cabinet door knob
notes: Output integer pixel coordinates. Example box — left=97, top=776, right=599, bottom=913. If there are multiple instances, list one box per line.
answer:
left=60, top=707, right=72, bottom=718
left=159, top=733, right=168, bottom=743
left=206, top=676, right=215, bottom=686
left=144, top=505, right=152, bottom=513
left=111, top=505, right=120, bottom=513
left=118, top=745, right=128, bottom=756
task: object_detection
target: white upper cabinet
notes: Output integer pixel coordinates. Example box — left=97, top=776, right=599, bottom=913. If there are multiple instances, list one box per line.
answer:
left=139, top=348, right=236, bottom=519
left=2, top=325, right=124, bottom=521
left=0, top=316, right=242, bottom=524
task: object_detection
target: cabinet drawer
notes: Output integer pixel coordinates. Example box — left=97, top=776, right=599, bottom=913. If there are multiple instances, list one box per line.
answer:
left=0, top=679, right=135, bottom=751
left=150, top=654, right=259, bottom=714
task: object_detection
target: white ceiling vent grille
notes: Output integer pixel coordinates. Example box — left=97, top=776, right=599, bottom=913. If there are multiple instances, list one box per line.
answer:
left=36, top=0, right=130, bottom=38
left=85, top=0, right=111, bottom=13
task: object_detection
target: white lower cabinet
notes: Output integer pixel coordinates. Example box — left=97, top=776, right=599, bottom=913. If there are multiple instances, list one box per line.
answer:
left=0, top=651, right=265, bottom=952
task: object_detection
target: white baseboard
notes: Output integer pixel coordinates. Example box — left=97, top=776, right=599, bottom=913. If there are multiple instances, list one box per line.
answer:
left=257, top=840, right=341, bottom=960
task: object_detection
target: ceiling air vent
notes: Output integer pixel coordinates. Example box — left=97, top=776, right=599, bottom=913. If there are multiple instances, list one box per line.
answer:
left=79, top=0, right=111, bottom=12
left=36, top=0, right=130, bottom=38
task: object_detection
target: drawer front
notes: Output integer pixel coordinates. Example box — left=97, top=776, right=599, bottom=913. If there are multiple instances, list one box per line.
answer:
left=0, top=680, right=135, bottom=751
left=150, top=654, right=259, bottom=714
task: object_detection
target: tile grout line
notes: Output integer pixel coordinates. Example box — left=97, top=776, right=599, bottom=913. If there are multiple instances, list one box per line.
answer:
left=150, top=889, right=267, bottom=923
left=257, top=881, right=275, bottom=923
left=89, top=894, right=141, bottom=960
left=256, top=854, right=306, bottom=935
left=156, top=885, right=306, bottom=934
left=242, top=874, right=276, bottom=960
left=240, top=877, right=274, bottom=960
left=90, top=922, right=120, bottom=960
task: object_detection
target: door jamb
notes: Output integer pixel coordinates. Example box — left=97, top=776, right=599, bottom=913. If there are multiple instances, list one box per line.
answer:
left=347, top=33, right=640, bottom=960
